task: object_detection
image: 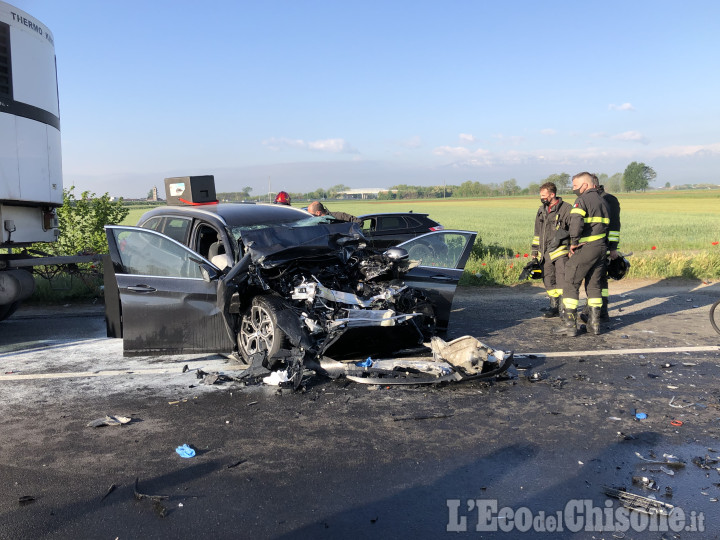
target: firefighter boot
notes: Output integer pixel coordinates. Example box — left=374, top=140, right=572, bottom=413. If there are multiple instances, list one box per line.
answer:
left=543, top=296, right=560, bottom=318
left=555, top=308, right=578, bottom=337
left=588, top=306, right=602, bottom=335
left=579, top=303, right=589, bottom=323
left=599, top=297, right=609, bottom=321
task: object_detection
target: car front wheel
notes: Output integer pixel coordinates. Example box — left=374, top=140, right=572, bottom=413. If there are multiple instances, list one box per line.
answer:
left=237, top=295, right=287, bottom=362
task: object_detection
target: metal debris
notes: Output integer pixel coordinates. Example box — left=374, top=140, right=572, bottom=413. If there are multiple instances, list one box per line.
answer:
left=133, top=477, right=169, bottom=501
left=632, top=476, right=659, bottom=491
left=86, top=415, right=132, bottom=428
left=604, top=487, right=674, bottom=516
left=100, top=484, right=117, bottom=502
left=692, top=455, right=720, bottom=470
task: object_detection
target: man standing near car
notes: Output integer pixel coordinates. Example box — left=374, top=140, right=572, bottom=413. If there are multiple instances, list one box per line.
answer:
left=581, top=174, right=622, bottom=323
left=308, top=201, right=361, bottom=223
left=556, top=172, right=610, bottom=336
left=531, top=182, right=571, bottom=318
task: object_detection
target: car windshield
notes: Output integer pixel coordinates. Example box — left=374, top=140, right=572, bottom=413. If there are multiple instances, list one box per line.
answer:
left=228, top=215, right=337, bottom=239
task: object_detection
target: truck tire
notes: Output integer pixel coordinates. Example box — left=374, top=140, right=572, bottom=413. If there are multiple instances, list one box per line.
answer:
left=0, top=301, right=20, bottom=322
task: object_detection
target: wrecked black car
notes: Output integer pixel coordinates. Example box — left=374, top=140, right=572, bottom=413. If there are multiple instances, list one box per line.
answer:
left=104, top=216, right=479, bottom=367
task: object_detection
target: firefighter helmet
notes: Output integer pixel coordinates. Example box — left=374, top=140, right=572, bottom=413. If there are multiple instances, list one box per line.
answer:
left=520, top=259, right=543, bottom=281
left=274, top=191, right=291, bottom=205
left=607, top=256, right=630, bottom=280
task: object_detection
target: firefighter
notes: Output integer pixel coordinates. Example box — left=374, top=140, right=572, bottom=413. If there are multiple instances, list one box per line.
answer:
left=556, top=172, right=610, bottom=336
left=531, top=182, right=571, bottom=318
left=582, top=174, right=621, bottom=322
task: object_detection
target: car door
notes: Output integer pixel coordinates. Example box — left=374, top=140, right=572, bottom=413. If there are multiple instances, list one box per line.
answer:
left=105, top=225, right=234, bottom=355
left=399, top=230, right=477, bottom=330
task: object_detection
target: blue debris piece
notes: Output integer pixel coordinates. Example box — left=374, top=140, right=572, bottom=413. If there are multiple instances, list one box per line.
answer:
left=176, top=444, right=196, bottom=458
left=355, top=357, right=373, bottom=368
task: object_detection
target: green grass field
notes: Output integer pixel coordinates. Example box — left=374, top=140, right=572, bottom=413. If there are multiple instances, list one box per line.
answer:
left=121, top=190, right=720, bottom=284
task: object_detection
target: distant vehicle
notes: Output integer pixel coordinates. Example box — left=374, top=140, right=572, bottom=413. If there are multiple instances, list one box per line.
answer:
left=358, top=212, right=444, bottom=250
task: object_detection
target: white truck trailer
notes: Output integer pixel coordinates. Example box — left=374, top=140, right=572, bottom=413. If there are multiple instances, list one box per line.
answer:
left=0, top=2, right=96, bottom=321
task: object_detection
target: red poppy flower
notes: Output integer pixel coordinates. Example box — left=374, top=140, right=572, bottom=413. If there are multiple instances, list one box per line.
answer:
left=651, top=246, right=656, bottom=250
left=515, top=253, right=520, bottom=258
left=712, top=241, right=719, bottom=246
left=523, top=253, right=529, bottom=257
left=510, top=264, right=514, bottom=269
left=481, top=263, right=487, bottom=266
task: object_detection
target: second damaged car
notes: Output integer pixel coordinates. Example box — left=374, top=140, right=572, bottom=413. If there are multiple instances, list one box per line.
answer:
left=105, top=219, right=478, bottom=362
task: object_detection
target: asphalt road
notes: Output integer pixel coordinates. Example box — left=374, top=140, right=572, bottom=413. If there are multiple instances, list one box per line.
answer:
left=1, top=279, right=719, bottom=539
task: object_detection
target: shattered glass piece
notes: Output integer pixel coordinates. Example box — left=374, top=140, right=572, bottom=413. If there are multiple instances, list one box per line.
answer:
left=87, top=415, right=132, bottom=428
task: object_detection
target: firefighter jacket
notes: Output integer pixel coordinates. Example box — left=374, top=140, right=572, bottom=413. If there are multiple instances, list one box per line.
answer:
left=597, top=185, right=621, bottom=251
left=532, top=198, right=571, bottom=261
left=569, top=188, right=610, bottom=247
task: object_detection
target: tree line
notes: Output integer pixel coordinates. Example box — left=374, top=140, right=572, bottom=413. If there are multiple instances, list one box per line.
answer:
left=216, top=162, right=656, bottom=202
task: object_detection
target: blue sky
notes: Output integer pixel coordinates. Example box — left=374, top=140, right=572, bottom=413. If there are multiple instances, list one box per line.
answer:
left=9, top=0, right=720, bottom=197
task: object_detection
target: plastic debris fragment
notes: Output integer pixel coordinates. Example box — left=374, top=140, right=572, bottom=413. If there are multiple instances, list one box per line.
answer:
left=175, top=444, right=196, bottom=458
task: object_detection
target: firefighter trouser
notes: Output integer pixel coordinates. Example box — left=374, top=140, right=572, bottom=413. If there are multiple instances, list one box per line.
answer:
left=585, top=254, right=610, bottom=300
left=542, top=253, right=567, bottom=298
left=563, top=241, right=607, bottom=311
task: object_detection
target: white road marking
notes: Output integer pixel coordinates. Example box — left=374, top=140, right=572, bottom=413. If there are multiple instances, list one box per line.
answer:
left=0, top=359, right=244, bottom=381
left=515, top=345, right=720, bottom=359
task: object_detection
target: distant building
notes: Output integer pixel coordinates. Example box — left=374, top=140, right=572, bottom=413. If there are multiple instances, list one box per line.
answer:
left=337, top=188, right=392, bottom=200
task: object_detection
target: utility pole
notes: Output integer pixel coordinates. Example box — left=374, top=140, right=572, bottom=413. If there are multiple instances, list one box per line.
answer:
left=268, top=176, right=271, bottom=202
left=443, top=179, right=446, bottom=199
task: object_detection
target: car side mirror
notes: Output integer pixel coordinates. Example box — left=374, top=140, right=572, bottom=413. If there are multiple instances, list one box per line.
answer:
left=383, top=247, right=409, bottom=261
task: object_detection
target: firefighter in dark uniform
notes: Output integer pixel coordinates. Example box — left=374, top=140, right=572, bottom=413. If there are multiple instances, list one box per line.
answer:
left=531, top=182, right=571, bottom=318
left=582, top=174, right=621, bottom=322
left=556, top=172, right=610, bottom=336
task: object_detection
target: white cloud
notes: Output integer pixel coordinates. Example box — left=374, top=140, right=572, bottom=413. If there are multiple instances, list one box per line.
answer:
left=608, top=102, right=635, bottom=111
left=459, top=133, right=475, bottom=143
left=540, top=129, right=556, bottom=136
left=612, top=131, right=649, bottom=144
left=263, top=137, right=357, bottom=153
left=432, top=146, right=490, bottom=159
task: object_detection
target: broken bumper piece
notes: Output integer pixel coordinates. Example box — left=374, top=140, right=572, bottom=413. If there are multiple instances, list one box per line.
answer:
left=317, top=335, right=514, bottom=385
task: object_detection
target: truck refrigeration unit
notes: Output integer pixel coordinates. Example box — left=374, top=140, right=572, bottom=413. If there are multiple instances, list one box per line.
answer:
left=0, top=2, right=96, bottom=321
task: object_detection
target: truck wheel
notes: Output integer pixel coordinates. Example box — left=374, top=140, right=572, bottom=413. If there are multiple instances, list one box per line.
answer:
left=0, top=301, right=20, bottom=322
left=237, top=296, right=288, bottom=363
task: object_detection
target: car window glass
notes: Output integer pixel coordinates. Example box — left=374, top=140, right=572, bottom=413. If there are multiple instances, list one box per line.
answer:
left=162, top=218, right=191, bottom=244
left=361, top=218, right=376, bottom=232
left=377, top=216, right=406, bottom=231
left=140, top=217, right=163, bottom=231
left=111, top=228, right=204, bottom=278
left=400, top=232, right=472, bottom=268
left=195, top=224, right=222, bottom=259
left=405, top=216, right=422, bottom=228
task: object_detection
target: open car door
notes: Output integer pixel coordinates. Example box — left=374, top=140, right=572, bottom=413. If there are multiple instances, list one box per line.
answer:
left=399, top=230, right=477, bottom=330
left=105, top=225, right=234, bottom=356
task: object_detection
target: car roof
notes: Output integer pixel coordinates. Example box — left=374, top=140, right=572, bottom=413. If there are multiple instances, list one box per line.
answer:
left=138, top=203, right=310, bottom=227
left=358, top=212, right=430, bottom=218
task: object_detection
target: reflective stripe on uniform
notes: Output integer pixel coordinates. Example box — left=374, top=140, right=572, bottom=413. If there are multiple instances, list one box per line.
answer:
left=533, top=236, right=540, bottom=245
left=563, top=297, right=579, bottom=310
left=584, top=216, right=610, bottom=224
left=579, top=233, right=606, bottom=243
left=550, top=247, right=569, bottom=260
left=602, top=288, right=608, bottom=297
left=570, top=207, right=586, bottom=217
left=608, top=230, right=620, bottom=242
left=547, top=289, right=561, bottom=298
left=588, top=298, right=603, bottom=307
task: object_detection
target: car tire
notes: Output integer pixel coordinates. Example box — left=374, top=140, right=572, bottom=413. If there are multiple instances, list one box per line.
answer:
left=237, top=295, right=288, bottom=363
